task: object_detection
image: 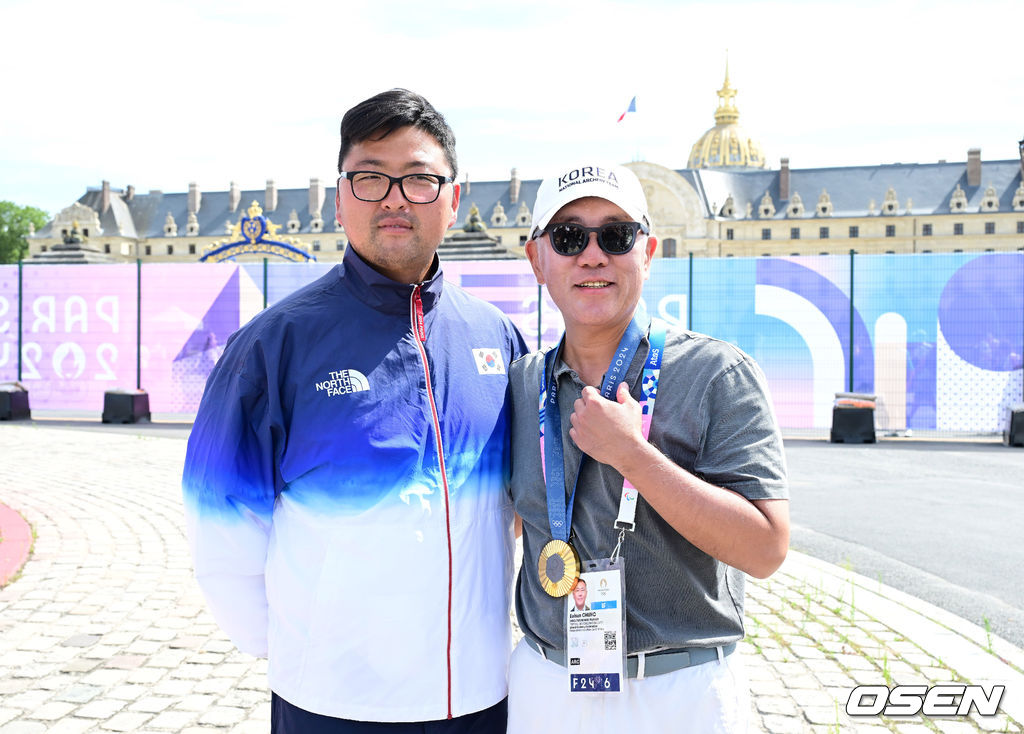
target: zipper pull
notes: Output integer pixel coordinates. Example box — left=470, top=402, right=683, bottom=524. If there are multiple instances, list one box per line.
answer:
left=412, top=285, right=426, bottom=343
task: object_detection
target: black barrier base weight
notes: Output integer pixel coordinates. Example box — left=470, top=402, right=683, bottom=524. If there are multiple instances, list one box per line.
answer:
left=1005, top=406, right=1024, bottom=447
left=830, top=407, right=875, bottom=444
left=102, top=391, right=151, bottom=424
left=0, top=391, right=31, bottom=421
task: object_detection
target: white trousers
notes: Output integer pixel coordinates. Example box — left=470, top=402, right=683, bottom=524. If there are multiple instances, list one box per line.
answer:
left=507, top=638, right=749, bottom=733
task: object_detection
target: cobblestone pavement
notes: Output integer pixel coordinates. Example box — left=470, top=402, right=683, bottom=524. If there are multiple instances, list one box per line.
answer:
left=1, top=423, right=1021, bottom=733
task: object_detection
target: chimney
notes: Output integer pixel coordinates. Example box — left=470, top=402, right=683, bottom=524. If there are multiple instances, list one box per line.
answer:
left=967, top=148, right=981, bottom=187
left=309, top=177, right=325, bottom=217
left=509, top=168, right=520, bottom=204
left=779, top=158, right=790, bottom=201
left=265, top=179, right=278, bottom=211
left=229, top=181, right=240, bottom=212
left=463, top=173, right=470, bottom=196
left=188, top=181, right=201, bottom=214
left=124, top=184, right=135, bottom=201
left=101, top=180, right=111, bottom=213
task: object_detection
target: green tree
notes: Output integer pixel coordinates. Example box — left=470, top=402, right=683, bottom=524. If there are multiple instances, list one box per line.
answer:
left=0, top=201, right=49, bottom=264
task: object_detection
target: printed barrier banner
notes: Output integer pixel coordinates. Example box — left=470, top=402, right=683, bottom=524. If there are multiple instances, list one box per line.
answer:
left=0, top=265, right=17, bottom=383
left=10, top=265, right=138, bottom=411
left=4, top=253, right=1022, bottom=432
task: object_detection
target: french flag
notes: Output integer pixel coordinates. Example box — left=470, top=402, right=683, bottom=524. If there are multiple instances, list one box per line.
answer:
left=617, top=96, right=636, bottom=122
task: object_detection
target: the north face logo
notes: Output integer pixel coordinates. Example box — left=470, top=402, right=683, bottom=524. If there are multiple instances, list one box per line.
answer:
left=315, top=369, right=370, bottom=396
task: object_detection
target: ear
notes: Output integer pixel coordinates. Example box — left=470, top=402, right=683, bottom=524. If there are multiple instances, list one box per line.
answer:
left=524, top=238, right=546, bottom=285
left=448, top=182, right=461, bottom=229
left=335, top=186, right=343, bottom=228
left=642, top=236, right=657, bottom=279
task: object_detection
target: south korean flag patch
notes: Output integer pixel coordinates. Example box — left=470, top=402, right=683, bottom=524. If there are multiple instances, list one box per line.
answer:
left=472, top=348, right=506, bottom=375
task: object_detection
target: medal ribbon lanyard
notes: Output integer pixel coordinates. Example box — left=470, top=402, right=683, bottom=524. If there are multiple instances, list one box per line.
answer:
left=609, top=319, right=665, bottom=559
left=539, top=315, right=652, bottom=544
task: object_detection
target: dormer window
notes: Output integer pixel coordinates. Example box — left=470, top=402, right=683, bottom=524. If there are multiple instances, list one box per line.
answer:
left=949, top=183, right=968, bottom=213
left=817, top=189, right=833, bottom=217
left=787, top=192, right=804, bottom=218
left=980, top=184, right=999, bottom=212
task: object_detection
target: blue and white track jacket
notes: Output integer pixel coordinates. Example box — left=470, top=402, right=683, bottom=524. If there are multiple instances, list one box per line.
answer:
left=183, top=246, right=526, bottom=722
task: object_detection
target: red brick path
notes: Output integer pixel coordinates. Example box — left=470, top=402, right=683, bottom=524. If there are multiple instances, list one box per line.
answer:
left=0, top=502, right=31, bottom=586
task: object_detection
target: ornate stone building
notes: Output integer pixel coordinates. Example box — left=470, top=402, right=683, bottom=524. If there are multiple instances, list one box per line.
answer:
left=28, top=68, right=1024, bottom=262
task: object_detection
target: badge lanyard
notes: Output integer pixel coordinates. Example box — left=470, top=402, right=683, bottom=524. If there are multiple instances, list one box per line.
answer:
left=540, top=316, right=648, bottom=549
left=540, top=317, right=665, bottom=538
left=610, top=318, right=665, bottom=560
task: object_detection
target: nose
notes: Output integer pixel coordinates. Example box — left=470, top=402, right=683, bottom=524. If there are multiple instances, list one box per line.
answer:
left=576, top=231, right=608, bottom=266
left=380, top=179, right=410, bottom=209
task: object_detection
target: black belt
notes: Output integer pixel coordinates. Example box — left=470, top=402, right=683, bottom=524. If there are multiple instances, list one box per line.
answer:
left=524, top=637, right=736, bottom=678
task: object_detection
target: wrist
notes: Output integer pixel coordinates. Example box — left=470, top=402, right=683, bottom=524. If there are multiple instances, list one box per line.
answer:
left=613, top=436, right=659, bottom=480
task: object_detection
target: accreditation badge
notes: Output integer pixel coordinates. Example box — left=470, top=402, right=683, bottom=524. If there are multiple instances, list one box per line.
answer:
left=565, top=557, right=626, bottom=693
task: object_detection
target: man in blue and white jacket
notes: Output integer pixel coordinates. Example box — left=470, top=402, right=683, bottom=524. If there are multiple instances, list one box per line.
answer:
left=183, top=89, right=526, bottom=733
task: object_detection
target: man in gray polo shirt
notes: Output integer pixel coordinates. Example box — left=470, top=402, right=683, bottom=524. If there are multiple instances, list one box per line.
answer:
left=507, top=163, right=789, bottom=732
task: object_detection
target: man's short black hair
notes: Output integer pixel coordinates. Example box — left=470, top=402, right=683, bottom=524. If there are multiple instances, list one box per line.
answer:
left=338, top=89, right=457, bottom=178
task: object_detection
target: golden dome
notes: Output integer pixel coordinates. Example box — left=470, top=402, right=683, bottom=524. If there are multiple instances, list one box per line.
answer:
left=688, top=63, right=766, bottom=170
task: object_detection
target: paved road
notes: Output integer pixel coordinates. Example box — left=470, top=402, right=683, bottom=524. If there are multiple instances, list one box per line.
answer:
left=785, top=438, right=1024, bottom=648
left=37, top=419, right=1024, bottom=647
left=1, top=420, right=1021, bottom=733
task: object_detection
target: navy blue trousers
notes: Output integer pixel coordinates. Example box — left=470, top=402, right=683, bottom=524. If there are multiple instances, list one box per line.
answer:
left=271, top=693, right=507, bottom=734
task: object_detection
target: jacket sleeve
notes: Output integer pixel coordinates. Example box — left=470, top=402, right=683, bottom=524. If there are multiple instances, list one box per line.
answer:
left=506, top=317, right=529, bottom=364
left=181, top=337, right=281, bottom=657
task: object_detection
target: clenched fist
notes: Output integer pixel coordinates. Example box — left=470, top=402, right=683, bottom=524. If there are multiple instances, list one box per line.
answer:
left=568, top=382, right=644, bottom=471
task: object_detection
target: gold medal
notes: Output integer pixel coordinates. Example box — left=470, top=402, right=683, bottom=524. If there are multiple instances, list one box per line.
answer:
left=537, top=538, right=581, bottom=597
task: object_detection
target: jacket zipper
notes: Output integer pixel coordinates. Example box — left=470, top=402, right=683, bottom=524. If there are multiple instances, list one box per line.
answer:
left=411, top=285, right=454, bottom=719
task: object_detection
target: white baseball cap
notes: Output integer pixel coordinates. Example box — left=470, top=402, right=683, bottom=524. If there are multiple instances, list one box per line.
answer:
left=530, top=163, right=651, bottom=240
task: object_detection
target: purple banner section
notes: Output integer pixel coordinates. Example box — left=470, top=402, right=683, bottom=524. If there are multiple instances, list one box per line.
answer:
left=142, top=264, right=245, bottom=414
left=18, top=264, right=138, bottom=413
left=442, top=261, right=562, bottom=350
left=0, top=265, right=17, bottom=382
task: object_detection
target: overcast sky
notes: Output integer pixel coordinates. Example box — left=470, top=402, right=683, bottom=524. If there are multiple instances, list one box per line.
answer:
left=2, top=0, right=1022, bottom=216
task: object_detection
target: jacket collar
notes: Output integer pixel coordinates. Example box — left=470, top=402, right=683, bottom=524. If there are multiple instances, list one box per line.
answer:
left=338, top=244, right=444, bottom=315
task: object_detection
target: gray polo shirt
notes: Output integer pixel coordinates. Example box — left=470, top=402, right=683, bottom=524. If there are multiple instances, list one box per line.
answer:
left=509, top=326, right=788, bottom=654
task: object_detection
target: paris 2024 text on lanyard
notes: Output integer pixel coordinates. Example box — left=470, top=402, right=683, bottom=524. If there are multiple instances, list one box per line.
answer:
left=536, top=315, right=666, bottom=693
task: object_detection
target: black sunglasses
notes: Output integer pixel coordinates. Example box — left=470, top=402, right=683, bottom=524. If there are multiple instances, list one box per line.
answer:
left=540, top=221, right=648, bottom=256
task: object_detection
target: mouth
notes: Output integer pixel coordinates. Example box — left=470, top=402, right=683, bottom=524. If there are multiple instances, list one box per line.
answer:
left=376, top=217, right=414, bottom=232
left=576, top=280, right=612, bottom=289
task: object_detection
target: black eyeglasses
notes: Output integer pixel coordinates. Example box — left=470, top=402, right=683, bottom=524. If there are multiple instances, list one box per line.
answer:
left=338, top=171, right=455, bottom=204
left=539, top=221, right=649, bottom=256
